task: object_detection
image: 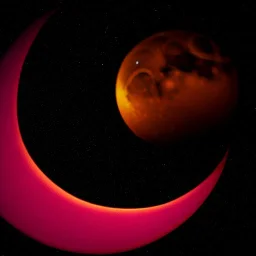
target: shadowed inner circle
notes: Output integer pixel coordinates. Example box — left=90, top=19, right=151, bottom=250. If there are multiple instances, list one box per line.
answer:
left=17, top=15, right=229, bottom=208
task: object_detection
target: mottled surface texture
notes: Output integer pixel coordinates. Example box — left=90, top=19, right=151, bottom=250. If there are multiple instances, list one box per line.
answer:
left=116, top=31, right=238, bottom=144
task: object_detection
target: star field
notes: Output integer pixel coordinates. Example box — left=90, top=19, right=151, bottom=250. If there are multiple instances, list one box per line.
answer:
left=1, top=0, right=256, bottom=255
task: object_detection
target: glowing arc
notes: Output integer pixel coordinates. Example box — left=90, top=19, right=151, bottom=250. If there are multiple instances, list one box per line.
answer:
left=0, top=12, right=228, bottom=255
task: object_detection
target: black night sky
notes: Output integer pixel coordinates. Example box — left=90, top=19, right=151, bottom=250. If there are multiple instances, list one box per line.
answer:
left=0, top=1, right=255, bottom=255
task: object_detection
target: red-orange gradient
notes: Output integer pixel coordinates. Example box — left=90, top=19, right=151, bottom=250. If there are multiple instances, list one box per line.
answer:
left=116, top=31, right=238, bottom=144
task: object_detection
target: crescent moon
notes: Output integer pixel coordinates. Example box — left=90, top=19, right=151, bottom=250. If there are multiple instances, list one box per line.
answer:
left=0, top=12, right=228, bottom=255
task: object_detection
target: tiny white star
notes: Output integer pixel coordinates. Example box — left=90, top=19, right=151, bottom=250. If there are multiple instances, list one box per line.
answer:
left=136, top=60, right=139, bottom=65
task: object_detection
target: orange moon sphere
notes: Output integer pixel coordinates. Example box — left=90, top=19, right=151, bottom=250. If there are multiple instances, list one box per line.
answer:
left=115, top=31, right=238, bottom=144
